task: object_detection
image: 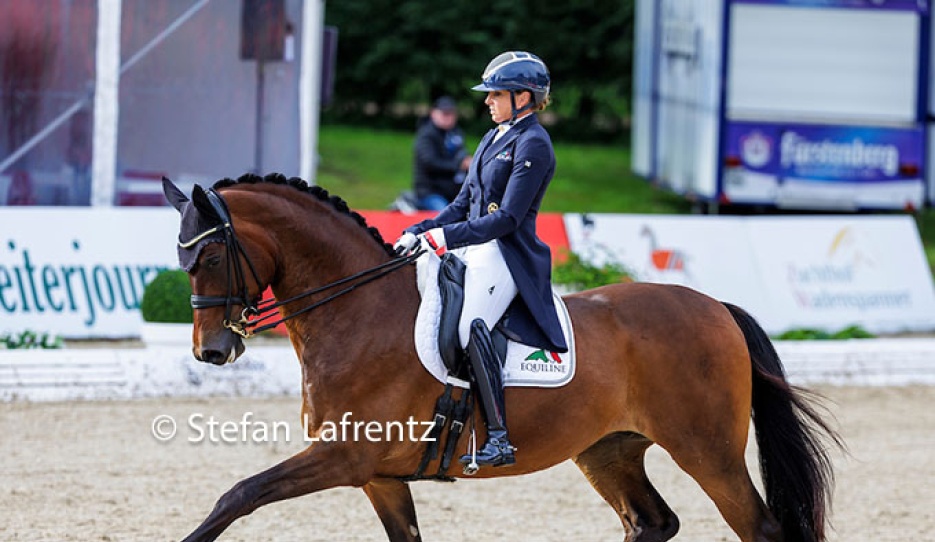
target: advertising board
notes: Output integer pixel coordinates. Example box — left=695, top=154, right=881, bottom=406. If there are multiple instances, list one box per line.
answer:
left=4, top=208, right=932, bottom=338
left=0, top=208, right=178, bottom=337
left=635, top=0, right=930, bottom=210
left=0, top=209, right=568, bottom=338
left=564, top=213, right=935, bottom=334
left=723, top=122, right=926, bottom=208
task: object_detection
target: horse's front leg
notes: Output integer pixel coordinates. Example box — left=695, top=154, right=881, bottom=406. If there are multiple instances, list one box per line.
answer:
left=180, top=441, right=374, bottom=542
left=363, top=478, right=423, bottom=541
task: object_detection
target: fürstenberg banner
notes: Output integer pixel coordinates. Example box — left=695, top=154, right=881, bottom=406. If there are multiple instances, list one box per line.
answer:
left=0, top=208, right=178, bottom=337
left=564, top=214, right=935, bottom=334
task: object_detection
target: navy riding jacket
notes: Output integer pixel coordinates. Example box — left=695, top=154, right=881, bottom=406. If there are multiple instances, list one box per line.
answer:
left=406, top=114, right=568, bottom=353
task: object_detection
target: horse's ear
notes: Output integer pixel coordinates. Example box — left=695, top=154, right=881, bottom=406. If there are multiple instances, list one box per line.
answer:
left=162, top=177, right=188, bottom=213
left=191, top=184, right=220, bottom=221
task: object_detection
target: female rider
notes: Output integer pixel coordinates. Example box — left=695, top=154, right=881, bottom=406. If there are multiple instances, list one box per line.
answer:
left=394, top=51, right=567, bottom=468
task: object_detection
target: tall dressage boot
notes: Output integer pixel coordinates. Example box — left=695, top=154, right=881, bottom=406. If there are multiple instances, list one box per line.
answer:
left=459, top=318, right=516, bottom=467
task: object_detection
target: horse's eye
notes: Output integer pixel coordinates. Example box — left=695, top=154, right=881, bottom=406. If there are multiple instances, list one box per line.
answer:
left=205, top=255, right=222, bottom=268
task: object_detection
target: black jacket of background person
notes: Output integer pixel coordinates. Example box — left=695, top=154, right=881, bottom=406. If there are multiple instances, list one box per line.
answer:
left=413, top=118, right=468, bottom=202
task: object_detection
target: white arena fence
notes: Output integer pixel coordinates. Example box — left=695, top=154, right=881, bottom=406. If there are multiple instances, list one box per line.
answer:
left=2, top=339, right=935, bottom=402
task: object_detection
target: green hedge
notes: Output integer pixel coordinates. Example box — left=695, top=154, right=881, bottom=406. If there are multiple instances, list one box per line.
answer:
left=774, top=325, right=875, bottom=341
left=552, top=251, right=633, bottom=290
left=140, top=269, right=194, bottom=324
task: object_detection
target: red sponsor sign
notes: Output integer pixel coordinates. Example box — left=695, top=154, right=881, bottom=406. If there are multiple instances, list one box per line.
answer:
left=359, top=210, right=571, bottom=264
left=265, top=210, right=570, bottom=335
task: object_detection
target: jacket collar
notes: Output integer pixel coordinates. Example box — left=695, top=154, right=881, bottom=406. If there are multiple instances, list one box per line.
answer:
left=482, top=114, right=539, bottom=166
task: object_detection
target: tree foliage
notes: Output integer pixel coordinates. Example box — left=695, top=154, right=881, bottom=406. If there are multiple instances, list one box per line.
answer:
left=324, top=0, right=634, bottom=141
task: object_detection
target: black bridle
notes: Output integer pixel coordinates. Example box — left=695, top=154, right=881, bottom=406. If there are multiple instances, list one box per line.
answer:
left=180, top=188, right=422, bottom=339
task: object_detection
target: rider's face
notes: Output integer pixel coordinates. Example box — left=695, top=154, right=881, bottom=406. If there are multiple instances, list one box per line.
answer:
left=484, top=90, right=529, bottom=124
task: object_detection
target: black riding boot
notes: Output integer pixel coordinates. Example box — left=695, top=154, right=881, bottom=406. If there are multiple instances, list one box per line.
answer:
left=459, top=319, right=515, bottom=467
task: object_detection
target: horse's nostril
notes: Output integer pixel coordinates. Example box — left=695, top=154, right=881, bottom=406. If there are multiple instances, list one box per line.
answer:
left=200, top=349, right=228, bottom=365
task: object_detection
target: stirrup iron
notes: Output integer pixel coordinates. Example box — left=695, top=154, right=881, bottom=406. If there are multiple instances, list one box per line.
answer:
left=462, top=426, right=479, bottom=476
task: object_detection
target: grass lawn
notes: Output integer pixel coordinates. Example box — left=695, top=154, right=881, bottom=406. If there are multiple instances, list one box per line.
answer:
left=316, top=124, right=689, bottom=214
left=317, top=124, right=935, bottom=270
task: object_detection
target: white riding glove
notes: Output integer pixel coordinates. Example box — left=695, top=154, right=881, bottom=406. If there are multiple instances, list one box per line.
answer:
left=393, top=232, right=419, bottom=255
left=419, top=228, right=447, bottom=257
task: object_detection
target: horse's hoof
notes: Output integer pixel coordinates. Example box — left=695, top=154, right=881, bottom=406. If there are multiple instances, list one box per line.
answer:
left=462, top=462, right=479, bottom=475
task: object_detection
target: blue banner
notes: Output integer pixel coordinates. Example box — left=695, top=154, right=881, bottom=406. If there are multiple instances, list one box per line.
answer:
left=732, top=0, right=928, bottom=12
left=726, top=121, right=925, bottom=182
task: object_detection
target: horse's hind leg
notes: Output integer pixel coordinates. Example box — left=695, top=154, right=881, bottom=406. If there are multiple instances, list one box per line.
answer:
left=362, top=478, right=422, bottom=541
left=665, top=439, right=780, bottom=542
left=574, top=432, right=679, bottom=542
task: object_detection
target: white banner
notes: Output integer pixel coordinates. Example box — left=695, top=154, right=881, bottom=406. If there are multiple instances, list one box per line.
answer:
left=563, top=213, right=774, bottom=321
left=0, top=208, right=179, bottom=337
left=4, top=209, right=934, bottom=338
left=746, top=216, right=935, bottom=333
left=564, top=213, right=935, bottom=334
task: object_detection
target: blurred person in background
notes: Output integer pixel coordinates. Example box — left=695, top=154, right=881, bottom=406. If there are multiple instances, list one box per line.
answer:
left=7, top=171, right=36, bottom=205
left=66, top=109, right=92, bottom=206
left=394, top=52, right=566, bottom=468
left=411, top=96, right=471, bottom=211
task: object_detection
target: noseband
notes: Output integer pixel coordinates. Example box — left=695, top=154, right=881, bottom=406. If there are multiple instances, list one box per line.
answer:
left=179, top=188, right=422, bottom=339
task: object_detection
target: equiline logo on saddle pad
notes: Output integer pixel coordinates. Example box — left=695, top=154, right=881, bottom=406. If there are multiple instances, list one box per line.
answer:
left=414, top=254, right=576, bottom=388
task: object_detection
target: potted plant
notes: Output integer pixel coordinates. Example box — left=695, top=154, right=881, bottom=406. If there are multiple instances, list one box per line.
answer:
left=0, top=330, right=63, bottom=349
left=139, top=269, right=194, bottom=345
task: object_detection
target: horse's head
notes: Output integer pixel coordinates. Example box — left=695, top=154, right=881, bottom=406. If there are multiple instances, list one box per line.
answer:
left=163, top=178, right=276, bottom=365
left=163, top=173, right=409, bottom=366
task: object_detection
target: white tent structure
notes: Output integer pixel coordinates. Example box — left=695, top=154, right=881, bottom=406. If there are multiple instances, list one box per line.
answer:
left=0, top=0, right=326, bottom=207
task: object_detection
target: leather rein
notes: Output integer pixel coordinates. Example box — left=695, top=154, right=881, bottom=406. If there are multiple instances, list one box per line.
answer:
left=182, top=188, right=423, bottom=338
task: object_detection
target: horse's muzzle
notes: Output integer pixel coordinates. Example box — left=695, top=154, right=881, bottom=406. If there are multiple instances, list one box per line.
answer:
left=195, top=348, right=233, bottom=365
left=193, top=332, right=244, bottom=365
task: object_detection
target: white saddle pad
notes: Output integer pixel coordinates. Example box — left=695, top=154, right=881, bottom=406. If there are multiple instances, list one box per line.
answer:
left=414, top=253, right=576, bottom=389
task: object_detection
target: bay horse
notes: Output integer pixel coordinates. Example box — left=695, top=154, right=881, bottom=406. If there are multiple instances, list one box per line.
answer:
left=163, top=174, right=840, bottom=542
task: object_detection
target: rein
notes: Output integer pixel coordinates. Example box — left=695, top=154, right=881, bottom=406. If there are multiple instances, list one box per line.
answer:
left=240, top=250, right=422, bottom=336
left=182, top=188, right=422, bottom=339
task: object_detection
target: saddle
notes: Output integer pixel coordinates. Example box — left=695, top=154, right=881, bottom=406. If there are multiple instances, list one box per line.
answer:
left=415, top=251, right=575, bottom=389
left=435, top=253, right=508, bottom=383
left=402, top=251, right=576, bottom=481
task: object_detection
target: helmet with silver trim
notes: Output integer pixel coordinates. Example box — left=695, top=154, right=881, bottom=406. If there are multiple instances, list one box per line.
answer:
left=472, top=51, right=550, bottom=106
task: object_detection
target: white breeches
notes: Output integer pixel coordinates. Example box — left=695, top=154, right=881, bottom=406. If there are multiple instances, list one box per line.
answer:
left=450, top=240, right=518, bottom=348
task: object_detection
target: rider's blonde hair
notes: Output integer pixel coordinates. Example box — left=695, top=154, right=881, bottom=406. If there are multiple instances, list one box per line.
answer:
left=534, top=93, right=551, bottom=112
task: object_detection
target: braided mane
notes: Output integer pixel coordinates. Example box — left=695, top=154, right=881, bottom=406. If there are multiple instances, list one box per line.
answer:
left=213, top=172, right=395, bottom=256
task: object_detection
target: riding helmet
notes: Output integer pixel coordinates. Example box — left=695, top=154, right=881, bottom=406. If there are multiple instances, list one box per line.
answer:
left=472, top=51, right=550, bottom=105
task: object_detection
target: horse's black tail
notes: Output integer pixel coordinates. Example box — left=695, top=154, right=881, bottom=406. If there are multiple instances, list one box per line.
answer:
left=722, top=302, right=843, bottom=542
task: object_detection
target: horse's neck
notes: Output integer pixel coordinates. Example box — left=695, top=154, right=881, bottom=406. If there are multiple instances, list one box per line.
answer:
left=277, top=258, right=420, bottom=392
left=269, top=220, right=394, bottom=302
left=255, top=198, right=420, bottom=375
